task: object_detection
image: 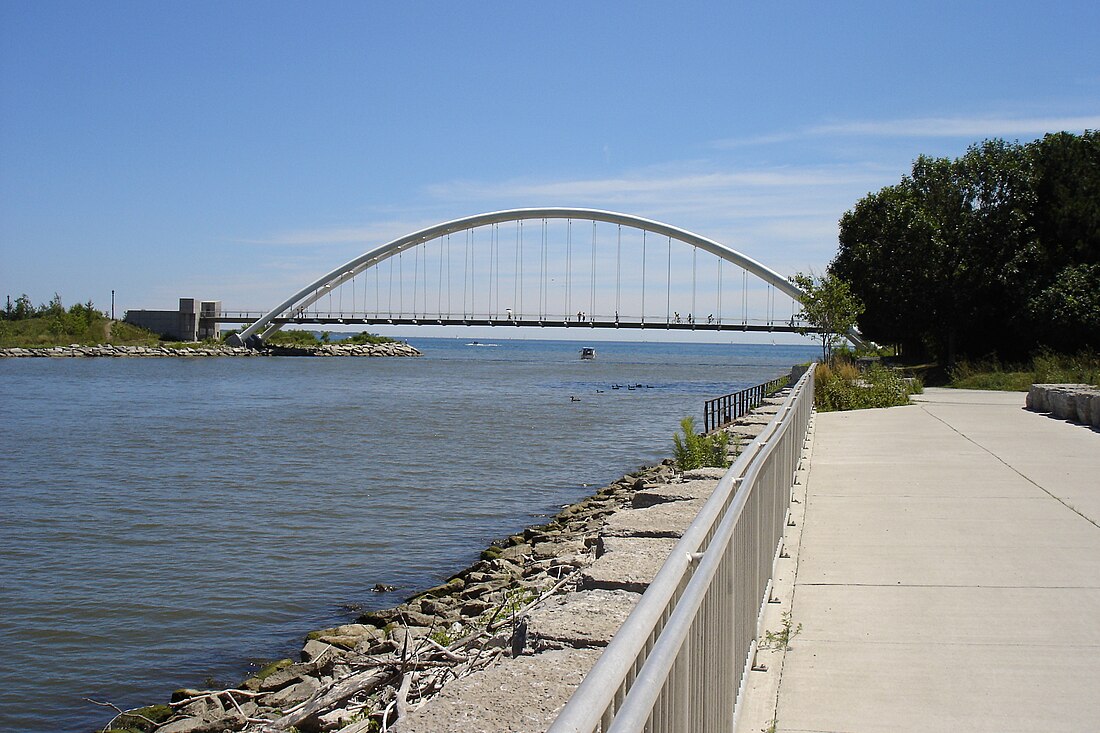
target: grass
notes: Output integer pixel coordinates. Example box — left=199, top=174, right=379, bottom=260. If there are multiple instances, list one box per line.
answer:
left=814, top=360, right=923, bottom=412
left=950, top=350, right=1100, bottom=391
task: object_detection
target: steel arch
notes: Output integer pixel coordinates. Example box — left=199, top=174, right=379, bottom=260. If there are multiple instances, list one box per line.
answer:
left=228, top=208, right=856, bottom=346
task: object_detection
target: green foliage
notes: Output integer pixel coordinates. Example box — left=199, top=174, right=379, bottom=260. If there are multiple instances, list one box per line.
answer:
left=792, top=271, right=864, bottom=362
left=342, top=331, right=396, bottom=345
left=833, top=131, right=1100, bottom=363
left=815, top=361, right=921, bottom=412
left=266, top=329, right=323, bottom=345
left=672, top=416, right=730, bottom=471
left=0, top=293, right=169, bottom=347
left=950, top=350, right=1100, bottom=390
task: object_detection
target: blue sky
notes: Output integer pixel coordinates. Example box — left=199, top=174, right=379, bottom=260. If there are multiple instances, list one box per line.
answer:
left=2, top=1, right=1098, bottom=341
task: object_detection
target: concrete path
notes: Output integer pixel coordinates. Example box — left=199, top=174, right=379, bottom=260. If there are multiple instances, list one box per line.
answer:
left=770, top=388, right=1100, bottom=732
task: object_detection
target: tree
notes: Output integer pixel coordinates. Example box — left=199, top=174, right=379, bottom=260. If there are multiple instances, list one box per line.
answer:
left=833, top=132, right=1100, bottom=363
left=792, top=271, right=864, bottom=363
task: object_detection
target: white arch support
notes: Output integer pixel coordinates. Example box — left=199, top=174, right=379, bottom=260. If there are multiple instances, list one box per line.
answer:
left=228, top=208, right=863, bottom=347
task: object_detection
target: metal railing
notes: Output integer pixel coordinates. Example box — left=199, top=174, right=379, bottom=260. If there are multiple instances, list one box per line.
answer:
left=547, top=364, right=816, bottom=733
left=703, top=374, right=790, bottom=433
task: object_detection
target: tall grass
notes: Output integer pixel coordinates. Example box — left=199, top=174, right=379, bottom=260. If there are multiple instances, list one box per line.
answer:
left=672, top=416, right=730, bottom=471
left=950, top=350, right=1100, bottom=391
left=815, top=361, right=922, bottom=412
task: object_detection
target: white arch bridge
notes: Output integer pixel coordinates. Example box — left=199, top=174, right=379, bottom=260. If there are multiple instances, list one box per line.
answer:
left=226, top=208, right=841, bottom=347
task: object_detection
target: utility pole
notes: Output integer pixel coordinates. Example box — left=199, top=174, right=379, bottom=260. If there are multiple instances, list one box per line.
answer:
left=111, top=290, right=115, bottom=320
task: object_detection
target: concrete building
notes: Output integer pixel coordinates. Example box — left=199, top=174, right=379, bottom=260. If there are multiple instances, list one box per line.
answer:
left=124, top=298, right=221, bottom=341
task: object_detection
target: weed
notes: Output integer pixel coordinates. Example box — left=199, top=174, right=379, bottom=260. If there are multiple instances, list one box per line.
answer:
left=760, top=612, right=803, bottom=651
left=672, top=416, right=730, bottom=471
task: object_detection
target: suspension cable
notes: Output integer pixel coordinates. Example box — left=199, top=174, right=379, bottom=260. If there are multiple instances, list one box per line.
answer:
left=491, top=223, right=499, bottom=318
left=665, top=235, right=672, bottom=325
left=641, top=229, right=647, bottom=323
left=463, top=230, right=470, bottom=318
left=540, top=219, right=547, bottom=319
left=445, top=234, right=452, bottom=318
left=514, top=221, right=522, bottom=320
left=566, top=220, right=572, bottom=319
left=615, top=225, right=621, bottom=320
left=717, top=258, right=722, bottom=325
left=412, top=245, right=419, bottom=318
left=590, top=221, right=596, bottom=322
left=742, top=268, right=747, bottom=325
left=692, top=245, right=697, bottom=324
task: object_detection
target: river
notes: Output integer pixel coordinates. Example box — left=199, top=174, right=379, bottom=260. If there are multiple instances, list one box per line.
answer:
left=0, top=337, right=816, bottom=731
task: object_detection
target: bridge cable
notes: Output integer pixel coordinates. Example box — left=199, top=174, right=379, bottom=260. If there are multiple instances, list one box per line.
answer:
left=692, top=245, right=697, bottom=325
left=641, top=230, right=647, bottom=323
left=398, top=251, right=404, bottom=318
left=445, top=234, right=452, bottom=318
left=492, top=223, right=499, bottom=319
left=540, top=220, right=547, bottom=319
left=566, top=220, right=573, bottom=319
left=717, top=258, right=723, bottom=325
left=615, top=225, right=621, bottom=321
left=590, top=221, right=596, bottom=323
left=412, top=244, right=419, bottom=318
left=665, top=235, right=672, bottom=325
left=514, top=221, right=522, bottom=320
left=742, top=268, right=747, bottom=325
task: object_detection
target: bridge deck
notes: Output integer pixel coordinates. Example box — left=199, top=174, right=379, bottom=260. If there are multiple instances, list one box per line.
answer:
left=744, top=388, right=1100, bottom=731
left=214, top=315, right=817, bottom=333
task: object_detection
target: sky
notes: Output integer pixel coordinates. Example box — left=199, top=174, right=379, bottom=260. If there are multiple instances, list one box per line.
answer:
left=2, top=1, right=1098, bottom=342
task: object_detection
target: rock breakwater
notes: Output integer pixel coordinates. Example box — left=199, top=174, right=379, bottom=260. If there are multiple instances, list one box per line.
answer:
left=0, top=343, right=421, bottom=359
left=96, top=392, right=789, bottom=733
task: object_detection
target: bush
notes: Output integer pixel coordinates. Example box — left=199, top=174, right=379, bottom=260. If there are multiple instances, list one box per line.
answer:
left=672, top=416, right=730, bottom=471
left=343, top=331, right=396, bottom=345
left=266, top=329, right=323, bottom=346
left=815, top=361, right=921, bottom=412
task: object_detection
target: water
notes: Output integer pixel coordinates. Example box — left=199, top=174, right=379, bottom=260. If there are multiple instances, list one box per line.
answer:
left=0, top=337, right=815, bottom=731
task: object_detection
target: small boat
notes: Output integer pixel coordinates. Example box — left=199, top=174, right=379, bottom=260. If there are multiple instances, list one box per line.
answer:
left=580, top=347, right=597, bottom=360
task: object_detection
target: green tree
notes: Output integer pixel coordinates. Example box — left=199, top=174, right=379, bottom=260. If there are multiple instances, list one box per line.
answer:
left=833, top=132, right=1100, bottom=363
left=792, top=271, right=864, bottom=363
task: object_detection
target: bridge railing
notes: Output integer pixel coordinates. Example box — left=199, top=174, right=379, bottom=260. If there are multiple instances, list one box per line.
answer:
left=703, top=374, right=791, bottom=433
left=215, top=309, right=812, bottom=332
left=547, top=363, right=815, bottom=733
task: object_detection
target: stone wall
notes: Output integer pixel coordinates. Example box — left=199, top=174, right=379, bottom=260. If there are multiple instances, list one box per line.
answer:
left=1026, top=384, right=1100, bottom=428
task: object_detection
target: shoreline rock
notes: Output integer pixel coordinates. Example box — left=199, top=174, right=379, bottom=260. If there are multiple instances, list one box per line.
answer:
left=0, top=342, right=422, bottom=359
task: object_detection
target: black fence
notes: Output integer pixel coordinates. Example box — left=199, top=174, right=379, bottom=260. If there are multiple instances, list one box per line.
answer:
left=703, top=373, right=791, bottom=433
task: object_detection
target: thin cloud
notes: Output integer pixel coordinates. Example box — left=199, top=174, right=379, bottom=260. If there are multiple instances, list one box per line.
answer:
left=427, top=167, right=883, bottom=202
left=713, top=114, right=1100, bottom=148
left=811, top=115, right=1100, bottom=137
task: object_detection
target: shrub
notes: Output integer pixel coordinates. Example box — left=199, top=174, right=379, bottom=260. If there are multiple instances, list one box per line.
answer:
left=672, top=416, right=730, bottom=471
left=815, top=362, right=920, bottom=412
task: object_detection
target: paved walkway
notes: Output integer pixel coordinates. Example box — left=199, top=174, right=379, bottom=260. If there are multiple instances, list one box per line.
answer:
left=771, top=388, right=1100, bottom=732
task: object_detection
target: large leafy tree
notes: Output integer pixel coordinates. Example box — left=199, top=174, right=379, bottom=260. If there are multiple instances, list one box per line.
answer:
left=833, top=131, right=1100, bottom=363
